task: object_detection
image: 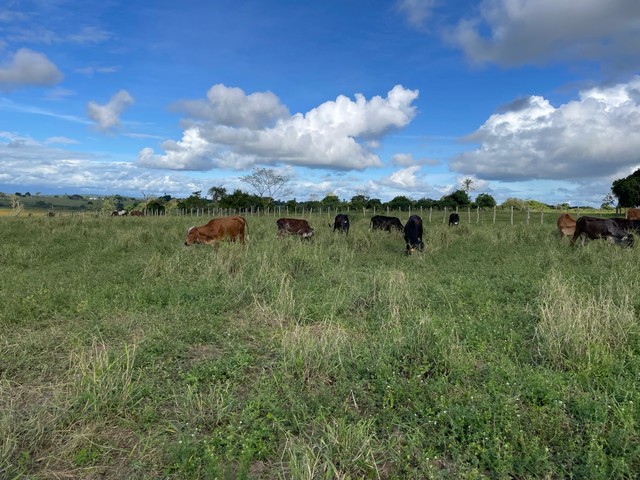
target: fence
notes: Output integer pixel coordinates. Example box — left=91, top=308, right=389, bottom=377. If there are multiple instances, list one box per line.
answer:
left=48, top=205, right=616, bottom=227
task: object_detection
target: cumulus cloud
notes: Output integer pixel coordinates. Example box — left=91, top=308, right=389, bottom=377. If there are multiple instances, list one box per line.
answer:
left=447, top=0, right=640, bottom=66
left=87, top=90, right=134, bottom=132
left=0, top=48, right=63, bottom=91
left=173, top=83, right=289, bottom=129
left=385, top=165, right=422, bottom=188
left=138, top=84, right=419, bottom=171
left=0, top=132, right=203, bottom=196
left=449, top=76, right=640, bottom=181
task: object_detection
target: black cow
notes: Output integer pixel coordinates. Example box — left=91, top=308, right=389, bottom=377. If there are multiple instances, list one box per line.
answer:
left=370, top=215, right=403, bottom=232
left=404, top=215, right=425, bottom=254
left=611, top=218, right=640, bottom=233
left=330, top=213, right=350, bottom=233
left=448, top=213, right=460, bottom=226
left=571, top=216, right=633, bottom=247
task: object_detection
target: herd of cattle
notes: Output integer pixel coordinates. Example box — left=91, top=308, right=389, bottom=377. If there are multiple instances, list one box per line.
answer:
left=557, top=208, right=640, bottom=247
left=112, top=210, right=144, bottom=217
left=182, top=208, right=640, bottom=253
left=184, top=212, right=465, bottom=254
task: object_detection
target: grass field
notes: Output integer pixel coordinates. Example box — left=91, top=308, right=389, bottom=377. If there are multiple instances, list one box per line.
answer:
left=1, top=213, right=639, bottom=479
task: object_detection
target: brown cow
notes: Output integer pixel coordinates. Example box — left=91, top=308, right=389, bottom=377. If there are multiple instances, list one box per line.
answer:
left=184, top=216, right=247, bottom=246
left=276, top=218, right=314, bottom=238
left=556, top=213, right=576, bottom=237
left=626, top=208, right=640, bottom=220
left=129, top=210, right=144, bottom=217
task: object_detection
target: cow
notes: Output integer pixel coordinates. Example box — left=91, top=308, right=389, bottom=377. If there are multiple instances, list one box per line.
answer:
left=404, top=215, right=425, bottom=254
left=184, top=216, right=247, bottom=246
left=129, top=210, right=144, bottom=217
left=626, top=208, right=640, bottom=220
left=556, top=213, right=576, bottom=237
left=370, top=215, right=403, bottom=232
left=448, top=213, right=460, bottom=226
left=330, top=213, right=350, bottom=233
left=111, top=209, right=127, bottom=216
left=276, top=218, right=314, bottom=238
left=570, top=216, right=633, bottom=247
left=611, top=218, right=640, bottom=233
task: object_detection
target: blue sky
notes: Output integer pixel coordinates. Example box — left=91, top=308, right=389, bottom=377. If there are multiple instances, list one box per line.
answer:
left=1, top=0, right=640, bottom=206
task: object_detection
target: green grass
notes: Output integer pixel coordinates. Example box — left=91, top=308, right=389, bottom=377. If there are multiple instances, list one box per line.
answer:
left=1, top=213, right=639, bottom=478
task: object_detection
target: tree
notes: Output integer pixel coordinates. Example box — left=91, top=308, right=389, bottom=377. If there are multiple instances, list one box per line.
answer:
left=10, top=194, right=24, bottom=216
left=440, top=190, right=470, bottom=209
left=178, top=191, right=208, bottom=210
left=611, top=170, right=640, bottom=208
left=601, top=191, right=617, bottom=211
left=320, top=194, right=341, bottom=209
left=101, top=196, right=117, bottom=214
left=219, top=189, right=260, bottom=210
left=415, top=197, right=439, bottom=208
left=460, top=177, right=476, bottom=194
left=239, top=168, right=291, bottom=207
left=207, top=186, right=227, bottom=203
left=475, top=193, right=496, bottom=208
left=386, top=195, right=413, bottom=211
left=349, top=194, right=369, bottom=210
left=501, top=197, right=526, bottom=210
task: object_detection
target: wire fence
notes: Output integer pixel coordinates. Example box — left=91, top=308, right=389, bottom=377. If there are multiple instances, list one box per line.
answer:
left=40, top=205, right=621, bottom=226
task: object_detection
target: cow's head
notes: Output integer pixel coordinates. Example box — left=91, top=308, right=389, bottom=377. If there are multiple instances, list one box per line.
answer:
left=619, top=233, right=634, bottom=247
left=184, top=226, right=200, bottom=246
left=406, top=240, right=425, bottom=255
left=301, top=228, right=314, bottom=239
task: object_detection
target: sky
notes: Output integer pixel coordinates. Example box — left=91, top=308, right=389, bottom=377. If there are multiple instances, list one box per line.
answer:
left=1, top=0, right=640, bottom=206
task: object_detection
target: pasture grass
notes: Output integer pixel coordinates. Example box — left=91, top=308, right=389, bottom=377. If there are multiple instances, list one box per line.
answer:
left=1, top=213, right=639, bottom=478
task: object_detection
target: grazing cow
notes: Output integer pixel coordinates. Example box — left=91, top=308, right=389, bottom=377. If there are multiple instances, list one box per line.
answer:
left=185, top=216, right=247, bottom=246
left=448, top=213, right=460, bottom=226
left=611, top=218, right=640, bottom=233
left=570, top=216, right=633, bottom=247
left=556, top=213, right=576, bottom=237
left=129, top=210, right=144, bottom=217
left=404, top=215, right=425, bottom=254
left=276, top=218, right=314, bottom=238
left=47, top=211, right=55, bottom=217
left=330, top=213, right=350, bottom=233
left=111, top=209, right=127, bottom=216
left=626, top=208, right=640, bottom=220
left=370, top=215, right=404, bottom=232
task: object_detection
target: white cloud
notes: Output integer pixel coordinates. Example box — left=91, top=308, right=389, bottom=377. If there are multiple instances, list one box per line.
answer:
left=447, top=0, right=640, bottom=66
left=391, top=153, right=416, bottom=167
left=45, top=136, right=78, bottom=145
left=385, top=165, right=422, bottom=189
left=139, top=84, right=419, bottom=171
left=0, top=133, right=203, bottom=196
left=174, top=83, right=289, bottom=129
left=0, top=48, right=63, bottom=91
left=395, top=0, right=437, bottom=29
left=391, top=152, right=440, bottom=167
left=449, top=76, right=640, bottom=181
left=87, top=90, right=134, bottom=132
